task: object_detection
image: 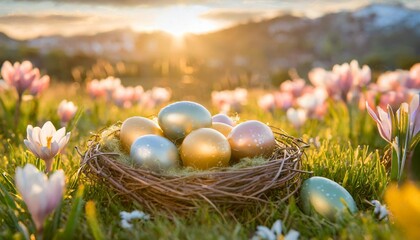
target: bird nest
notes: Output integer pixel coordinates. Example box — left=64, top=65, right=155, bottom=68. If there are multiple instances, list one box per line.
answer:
left=79, top=123, right=308, bottom=215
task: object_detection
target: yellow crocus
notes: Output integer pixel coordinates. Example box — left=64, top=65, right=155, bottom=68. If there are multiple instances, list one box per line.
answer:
left=385, top=181, right=420, bottom=240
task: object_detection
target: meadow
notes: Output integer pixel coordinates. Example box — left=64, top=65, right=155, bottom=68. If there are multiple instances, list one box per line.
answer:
left=1, top=60, right=419, bottom=240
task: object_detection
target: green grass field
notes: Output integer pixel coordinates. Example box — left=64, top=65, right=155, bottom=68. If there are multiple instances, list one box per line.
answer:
left=0, top=83, right=405, bottom=239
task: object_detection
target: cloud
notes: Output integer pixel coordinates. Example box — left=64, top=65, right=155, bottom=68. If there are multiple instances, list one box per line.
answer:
left=0, top=14, right=90, bottom=24
left=0, top=13, right=129, bottom=39
left=13, top=0, right=210, bottom=7
left=200, top=9, right=268, bottom=22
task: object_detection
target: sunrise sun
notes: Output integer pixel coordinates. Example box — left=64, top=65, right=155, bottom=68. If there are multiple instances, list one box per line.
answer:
left=138, top=6, right=219, bottom=37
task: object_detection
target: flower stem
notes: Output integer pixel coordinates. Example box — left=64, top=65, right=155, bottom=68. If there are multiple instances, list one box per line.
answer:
left=347, top=102, right=354, bottom=143
left=13, top=92, right=23, bottom=129
left=44, top=159, right=53, bottom=174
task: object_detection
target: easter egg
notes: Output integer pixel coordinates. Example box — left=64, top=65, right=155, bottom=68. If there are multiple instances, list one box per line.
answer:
left=300, top=176, right=358, bottom=221
left=158, top=101, right=212, bottom=143
left=180, top=128, right=231, bottom=170
left=120, top=116, right=163, bottom=151
left=211, top=122, right=233, bottom=137
left=130, top=135, right=179, bottom=172
left=227, top=120, right=276, bottom=160
left=212, top=113, right=234, bottom=126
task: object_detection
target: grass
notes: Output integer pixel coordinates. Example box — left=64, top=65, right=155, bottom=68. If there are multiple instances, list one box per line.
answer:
left=0, top=83, right=404, bottom=239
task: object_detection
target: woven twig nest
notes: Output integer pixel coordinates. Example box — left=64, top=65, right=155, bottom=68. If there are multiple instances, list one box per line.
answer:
left=80, top=123, right=308, bottom=215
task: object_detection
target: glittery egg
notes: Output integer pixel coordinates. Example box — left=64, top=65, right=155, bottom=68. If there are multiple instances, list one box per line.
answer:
left=227, top=120, right=276, bottom=160
left=158, top=101, right=212, bottom=142
left=130, top=135, right=179, bottom=172
left=211, top=122, right=233, bottom=137
left=120, top=116, right=163, bottom=151
left=212, top=113, right=234, bottom=126
left=300, top=176, right=358, bottom=221
left=180, top=128, right=231, bottom=170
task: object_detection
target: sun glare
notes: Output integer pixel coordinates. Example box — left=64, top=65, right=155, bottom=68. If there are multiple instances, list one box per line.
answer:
left=153, top=6, right=219, bottom=37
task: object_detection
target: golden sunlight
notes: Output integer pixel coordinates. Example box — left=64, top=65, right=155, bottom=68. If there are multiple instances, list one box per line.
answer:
left=151, top=6, right=220, bottom=37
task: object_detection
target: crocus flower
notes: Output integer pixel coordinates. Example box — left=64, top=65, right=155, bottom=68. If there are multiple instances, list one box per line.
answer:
left=287, top=108, right=307, bottom=128
left=24, top=121, right=71, bottom=173
left=274, top=92, right=294, bottom=110
left=366, top=94, right=420, bottom=182
left=15, top=164, right=65, bottom=231
left=376, top=71, right=410, bottom=92
left=150, top=87, right=171, bottom=106
left=370, top=200, right=388, bottom=220
left=280, top=78, right=306, bottom=97
left=57, top=100, right=78, bottom=125
left=366, top=102, right=393, bottom=143
left=101, top=76, right=121, bottom=101
left=211, top=88, right=248, bottom=113
left=296, top=87, right=328, bottom=119
left=409, top=63, right=420, bottom=89
left=120, top=210, right=150, bottom=229
left=385, top=182, right=420, bottom=240
left=252, top=219, right=299, bottom=240
left=87, top=79, right=105, bottom=99
left=29, top=75, right=50, bottom=96
left=349, top=59, right=371, bottom=86
left=308, top=67, right=340, bottom=99
left=0, top=79, right=9, bottom=91
left=112, top=86, right=143, bottom=109
left=258, top=94, right=275, bottom=112
left=1, top=61, right=45, bottom=96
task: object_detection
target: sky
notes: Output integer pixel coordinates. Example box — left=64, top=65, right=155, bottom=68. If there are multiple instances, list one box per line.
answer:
left=1, top=0, right=419, bottom=39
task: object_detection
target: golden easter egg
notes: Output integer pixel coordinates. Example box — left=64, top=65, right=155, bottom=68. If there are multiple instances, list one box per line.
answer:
left=227, top=120, right=276, bottom=161
left=158, top=101, right=212, bottom=143
left=120, top=116, right=163, bottom=151
left=211, top=122, right=233, bottom=137
left=180, top=128, right=231, bottom=170
left=130, top=135, right=179, bottom=172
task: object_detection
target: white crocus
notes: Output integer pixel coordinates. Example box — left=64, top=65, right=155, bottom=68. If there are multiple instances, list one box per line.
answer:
left=287, top=108, right=307, bottom=128
left=15, top=164, right=65, bottom=231
left=371, top=200, right=388, bottom=220
left=253, top=219, right=299, bottom=240
left=120, top=210, right=150, bottom=229
left=24, top=121, right=71, bottom=173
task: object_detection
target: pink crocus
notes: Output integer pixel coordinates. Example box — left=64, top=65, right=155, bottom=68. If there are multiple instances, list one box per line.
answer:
left=101, top=76, right=121, bottom=101
left=139, top=87, right=171, bottom=109
left=280, top=78, right=306, bottom=97
left=15, top=164, right=65, bottom=231
left=273, top=91, right=294, bottom=110
left=258, top=94, right=276, bottom=112
left=57, top=100, right=78, bottom=125
left=211, top=88, right=248, bottom=113
left=407, top=94, right=420, bottom=138
left=296, top=87, right=328, bottom=118
left=1, top=61, right=44, bottom=96
left=366, top=102, right=393, bottom=143
left=376, top=71, right=410, bottom=92
left=349, top=60, right=371, bottom=86
left=29, top=75, right=50, bottom=96
left=112, top=86, right=133, bottom=108
left=308, top=67, right=340, bottom=99
left=86, top=79, right=105, bottom=99
left=408, top=63, right=420, bottom=89
left=379, top=91, right=411, bottom=111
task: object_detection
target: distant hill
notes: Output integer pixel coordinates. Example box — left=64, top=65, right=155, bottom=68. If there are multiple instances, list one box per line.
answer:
left=1, top=3, right=419, bottom=76
left=187, top=3, right=420, bottom=72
